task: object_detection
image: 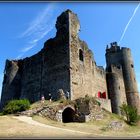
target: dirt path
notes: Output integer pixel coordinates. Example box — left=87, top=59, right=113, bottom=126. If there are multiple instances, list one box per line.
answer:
left=1, top=115, right=140, bottom=138
left=13, top=116, right=94, bottom=136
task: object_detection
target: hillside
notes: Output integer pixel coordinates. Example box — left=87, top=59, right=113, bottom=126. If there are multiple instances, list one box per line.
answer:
left=1, top=111, right=140, bottom=138
left=1, top=98, right=140, bottom=138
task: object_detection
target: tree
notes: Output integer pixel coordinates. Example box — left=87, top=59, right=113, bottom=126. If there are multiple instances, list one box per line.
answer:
left=120, top=103, right=139, bottom=125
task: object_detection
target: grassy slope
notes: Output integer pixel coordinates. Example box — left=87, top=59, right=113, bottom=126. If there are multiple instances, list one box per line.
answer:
left=1, top=100, right=140, bottom=138
left=0, top=115, right=90, bottom=138
left=31, top=101, right=140, bottom=137
left=32, top=114, right=140, bottom=137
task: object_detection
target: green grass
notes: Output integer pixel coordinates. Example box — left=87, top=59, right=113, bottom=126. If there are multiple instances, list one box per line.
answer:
left=30, top=99, right=140, bottom=137
left=32, top=110, right=140, bottom=137
left=29, top=100, right=71, bottom=110
left=32, top=112, right=126, bottom=136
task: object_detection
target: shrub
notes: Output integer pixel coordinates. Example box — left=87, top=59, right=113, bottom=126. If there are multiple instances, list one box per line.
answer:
left=0, top=112, right=3, bottom=116
left=59, top=98, right=76, bottom=107
left=3, top=99, right=30, bottom=115
left=120, top=103, right=139, bottom=125
left=59, top=98, right=66, bottom=104
left=96, top=100, right=101, bottom=106
left=84, top=94, right=90, bottom=105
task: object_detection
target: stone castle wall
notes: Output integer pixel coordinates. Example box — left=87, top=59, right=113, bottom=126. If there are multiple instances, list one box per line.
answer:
left=106, top=42, right=140, bottom=113
left=1, top=10, right=71, bottom=108
left=69, top=11, right=107, bottom=100
left=20, top=53, right=43, bottom=102
left=0, top=10, right=108, bottom=109
left=110, top=65, right=127, bottom=105
left=0, top=10, right=139, bottom=115
left=0, top=60, right=21, bottom=108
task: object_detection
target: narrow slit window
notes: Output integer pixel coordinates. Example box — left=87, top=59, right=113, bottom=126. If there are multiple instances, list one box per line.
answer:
left=131, top=64, right=134, bottom=68
left=79, top=49, right=84, bottom=61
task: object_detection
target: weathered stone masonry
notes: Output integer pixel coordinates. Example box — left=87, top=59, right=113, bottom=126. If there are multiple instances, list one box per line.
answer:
left=106, top=42, right=140, bottom=114
left=0, top=10, right=139, bottom=115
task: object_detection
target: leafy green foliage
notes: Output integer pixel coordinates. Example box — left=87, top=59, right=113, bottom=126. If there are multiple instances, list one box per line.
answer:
left=84, top=94, right=90, bottom=105
left=59, top=98, right=76, bottom=107
left=96, top=100, right=101, bottom=106
left=0, top=112, right=3, bottom=116
left=3, top=99, right=30, bottom=115
left=75, top=95, right=100, bottom=111
left=120, top=103, right=139, bottom=125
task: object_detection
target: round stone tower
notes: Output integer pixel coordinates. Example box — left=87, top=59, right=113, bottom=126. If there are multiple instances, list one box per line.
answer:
left=121, top=48, right=139, bottom=110
left=0, top=60, right=21, bottom=109
left=106, top=42, right=140, bottom=113
left=106, top=72, right=121, bottom=115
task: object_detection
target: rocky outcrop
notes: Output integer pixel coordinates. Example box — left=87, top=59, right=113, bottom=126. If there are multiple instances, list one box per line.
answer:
left=108, top=121, right=124, bottom=130
left=16, top=96, right=107, bottom=123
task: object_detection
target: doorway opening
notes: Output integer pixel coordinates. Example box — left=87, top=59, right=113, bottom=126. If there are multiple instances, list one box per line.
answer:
left=62, top=107, right=75, bottom=123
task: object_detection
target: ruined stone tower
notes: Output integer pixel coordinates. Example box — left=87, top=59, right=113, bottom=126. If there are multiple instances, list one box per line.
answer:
left=0, top=10, right=110, bottom=111
left=106, top=42, right=140, bottom=113
left=0, top=10, right=139, bottom=115
left=0, top=10, right=71, bottom=109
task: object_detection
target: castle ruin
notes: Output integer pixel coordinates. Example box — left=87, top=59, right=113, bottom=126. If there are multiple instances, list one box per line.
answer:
left=0, top=10, right=139, bottom=115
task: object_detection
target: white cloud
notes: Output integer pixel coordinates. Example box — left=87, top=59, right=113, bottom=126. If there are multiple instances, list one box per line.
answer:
left=118, top=3, right=140, bottom=45
left=21, top=43, right=37, bottom=53
left=16, top=54, right=24, bottom=60
left=17, top=4, right=56, bottom=59
left=20, top=4, right=55, bottom=38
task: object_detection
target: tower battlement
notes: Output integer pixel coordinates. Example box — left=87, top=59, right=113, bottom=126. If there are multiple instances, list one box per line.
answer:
left=106, top=41, right=131, bottom=55
left=106, top=42, right=120, bottom=53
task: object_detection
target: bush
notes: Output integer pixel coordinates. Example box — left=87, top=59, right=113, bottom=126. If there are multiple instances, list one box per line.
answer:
left=59, top=98, right=66, bottom=104
left=96, top=100, right=101, bottom=106
left=3, top=99, right=30, bottom=115
left=0, top=112, right=3, bottom=116
left=84, top=94, right=90, bottom=105
left=120, top=103, right=139, bottom=125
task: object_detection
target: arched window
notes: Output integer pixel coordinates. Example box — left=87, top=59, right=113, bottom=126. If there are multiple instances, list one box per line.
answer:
left=131, top=64, right=134, bottom=68
left=79, top=49, right=84, bottom=61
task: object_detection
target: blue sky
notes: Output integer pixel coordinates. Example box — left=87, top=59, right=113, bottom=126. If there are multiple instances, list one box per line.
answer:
left=0, top=2, right=140, bottom=98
